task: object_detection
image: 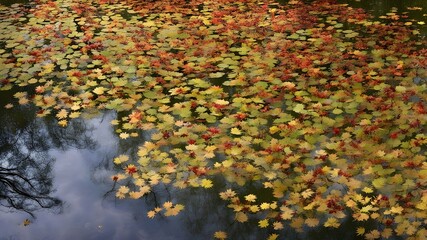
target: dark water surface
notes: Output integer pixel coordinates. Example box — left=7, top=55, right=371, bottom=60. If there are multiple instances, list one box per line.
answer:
left=0, top=0, right=425, bottom=239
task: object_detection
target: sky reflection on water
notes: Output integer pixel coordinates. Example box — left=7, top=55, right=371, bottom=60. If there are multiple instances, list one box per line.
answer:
left=0, top=114, right=194, bottom=240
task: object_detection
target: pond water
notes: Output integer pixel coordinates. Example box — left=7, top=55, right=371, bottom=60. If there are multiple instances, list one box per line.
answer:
left=0, top=101, right=198, bottom=240
left=0, top=0, right=426, bottom=240
left=0, top=94, right=368, bottom=240
left=0, top=97, right=371, bottom=239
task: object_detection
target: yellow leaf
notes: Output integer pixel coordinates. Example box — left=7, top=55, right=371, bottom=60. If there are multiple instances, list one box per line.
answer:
left=267, top=234, right=279, bottom=240
left=365, top=230, right=380, bottom=240
left=376, top=150, right=385, bottom=157
left=360, top=205, right=373, bottom=213
left=69, top=111, right=81, bottom=118
left=185, top=144, right=198, bottom=151
left=235, top=212, right=248, bottom=223
left=147, top=210, right=156, bottom=219
left=416, top=201, right=427, bottom=210
left=332, top=108, right=343, bottom=114
left=305, top=218, right=319, bottom=227
left=346, top=199, right=357, bottom=208
left=165, top=206, right=181, bottom=216
left=290, top=217, right=304, bottom=229
left=22, top=219, right=31, bottom=226
left=222, top=159, right=233, bottom=168
left=362, top=187, right=373, bottom=193
left=372, top=177, right=386, bottom=189
left=381, top=228, right=393, bottom=238
left=201, top=179, right=213, bottom=188
left=324, top=217, right=340, bottom=228
left=230, top=127, right=241, bottom=135
left=219, top=189, right=236, bottom=200
left=272, top=221, right=284, bottom=230
left=163, top=201, right=173, bottom=209
left=280, top=206, right=294, bottom=220
left=360, top=119, right=371, bottom=125
left=118, top=186, right=129, bottom=194
left=356, top=227, right=365, bottom=236
left=269, top=126, right=280, bottom=134
left=301, top=189, right=314, bottom=199
left=129, top=191, right=144, bottom=199
left=204, top=152, right=215, bottom=158
left=214, top=99, right=229, bottom=105
left=390, top=205, right=403, bottom=214
left=258, top=219, right=269, bottom=228
left=293, top=103, right=305, bottom=113
left=244, top=194, right=257, bottom=202
left=249, top=205, right=259, bottom=213
left=56, top=109, right=68, bottom=119
left=395, top=86, right=406, bottom=92
left=353, top=212, right=369, bottom=221
left=260, top=202, right=270, bottom=210
left=214, top=231, right=227, bottom=239
left=146, top=115, right=157, bottom=122
left=119, top=132, right=130, bottom=139
left=205, top=145, right=217, bottom=152
left=93, top=87, right=106, bottom=95
left=114, top=155, right=129, bottom=164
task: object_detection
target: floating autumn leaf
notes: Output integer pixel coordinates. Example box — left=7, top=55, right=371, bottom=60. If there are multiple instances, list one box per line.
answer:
left=201, top=179, right=213, bottom=188
left=272, top=221, right=284, bottom=230
left=230, top=127, right=242, bottom=135
left=324, top=217, right=340, bottom=228
left=164, top=203, right=185, bottom=217
left=92, top=87, right=107, bottom=95
left=365, top=230, right=381, bottom=240
left=119, top=132, right=130, bottom=139
left=4, top=103, right=13, bottom=109
left=147, top=210, right=156, bottom=219
left=22, top=219, right=31, bottom=226
left=305, top=218, right=319, bottom=227
left=258, top=219, right=269, bottom=228
left=69, top=111, right=81, bottom=118
left=113, top=155, right=129, bottom=164
left=214, top=231, right=227, bottom=239
left=389, top=205, right=404, bottom=215
left=219, top=189, right=236, bottom=200
left=56, top=109, right=68, bottom=119
left=267, top=234, right=279, bottom=240
left=125, top=164, right=137, bottom=175
left=58, top=120, right=67, bottom=127
left=356, top=227, right=365, bottom=236
left=293, top=103, right=306, bottom=113
left=301, top=188, right=314, bottom=199
left=235, top=212, right=248, bottom=223
left=280, top=206, right=294, bottom=220
left=260, top=202, right=270, bottom=210
left=209, top=72, right=225, bottom=78
left=244, top=194, right=257, bottom=202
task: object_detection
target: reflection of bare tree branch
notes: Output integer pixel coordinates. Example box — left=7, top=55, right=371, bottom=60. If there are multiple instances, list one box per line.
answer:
left=103, top=181, right=117, bottom=198
left=0, top=153, right=62, bottom=218
left=44, top=117, right=97, bottom=150
left=0, top=99, right=96, bottom=217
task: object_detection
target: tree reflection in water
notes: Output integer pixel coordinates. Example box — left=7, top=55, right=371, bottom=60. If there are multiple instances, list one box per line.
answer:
left=0, top=91, right=96, bottom=218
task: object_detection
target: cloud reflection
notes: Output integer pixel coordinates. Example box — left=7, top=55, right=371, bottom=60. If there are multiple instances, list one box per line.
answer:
left=0, top=113, right=193, bottom=240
